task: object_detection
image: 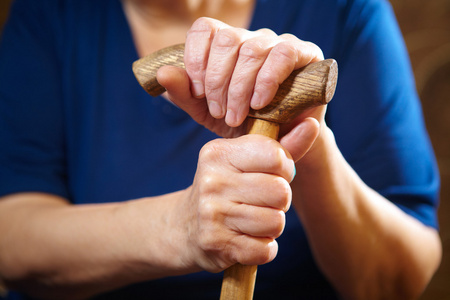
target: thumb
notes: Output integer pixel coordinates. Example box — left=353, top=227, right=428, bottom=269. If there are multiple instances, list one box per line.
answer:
left=279, top=118, right=320, bottom=162
left=156, top=65, right=210, bottom=123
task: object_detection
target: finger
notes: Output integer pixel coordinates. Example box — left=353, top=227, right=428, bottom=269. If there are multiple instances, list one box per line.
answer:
left=228, top=235, right=278, bottom=266
left=278, top=33, right=324, bottom=65
left=226, top=30, right=278, bottom=127
left=196, top=197, right=279, bottom=266
left=229, top=173, right=292, bottom=211
left=224, top=203, right=286, bottom=238
left=205, top=135, right=295, bottom=182
left=244, top=174, right=293, bottom=211
left=157, top=66, right=249, bottom=138
left=185, top=17, right=230, bottom=99
left=198, top=190, right=287, bottom=238
left=204, top=27, right=252, bottom=119
left=157, top=65, right=210, bottom=124
left=251, top=36, right=324, bottom=110
left=279, top=117, right=321, bottom=162
left=232, top=135, right=295, bottom=182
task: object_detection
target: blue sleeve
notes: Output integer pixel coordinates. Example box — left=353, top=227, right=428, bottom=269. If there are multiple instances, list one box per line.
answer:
left=327, top=0, right=440, bottom=228
left=0, top=0, right=69, bottom=198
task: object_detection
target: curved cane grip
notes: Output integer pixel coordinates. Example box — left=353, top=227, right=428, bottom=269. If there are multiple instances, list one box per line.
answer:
left=132, top=44, right=338, bottom=124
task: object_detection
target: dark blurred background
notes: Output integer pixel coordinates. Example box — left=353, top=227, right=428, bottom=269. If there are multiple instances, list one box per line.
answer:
left=389, top=0, right=450, bottom=299
left=0, top=0, right=449, bottom=299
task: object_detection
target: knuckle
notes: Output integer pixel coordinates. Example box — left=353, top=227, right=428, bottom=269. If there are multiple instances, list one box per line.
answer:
left=254, top=243, right=276, bottom=265
left=197, top=198, right=220, bottom=226
left=256, top=28, right=277, bottom=37
left=184, top=50, right=203, bottom=70
left=272, top=177, right=292, bottom=211
left=271, top=42, right=297, bottom=62
left=239, top=40, right=266, bottom=62
left=199, top=140, right=223, bottom=161
left=279, top=33, right=296, bottom=39
left=198, top=173, right=223, bottom=196
left=204, top=75, right=226, bottom=100
left=184, top=55, right=204, bottom=77
left=255, top=43, right=297, bottom=91
left=227, top=90, right=247, bottom=106
left=197, top=146, right=227, bottom=191
left=204, top=72, right=224, bottom=90
left=227, top=81, right=249, bottom=102
left=263, top=140, right=285, bottom=170
left=256, top=69, right=280, bottom=90
left=307, top=41, right=325, bottom=61
left=188, top=17, right=215, bottom=35
left=270, top=211, right=286, bottom=238
left=213, top=28, right=241, bottom=49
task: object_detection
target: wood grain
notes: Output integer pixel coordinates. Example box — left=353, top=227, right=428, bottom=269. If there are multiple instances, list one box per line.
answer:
left=132, top=44, right=338, bottom=125
left=220, top=264, right=258, bottom=300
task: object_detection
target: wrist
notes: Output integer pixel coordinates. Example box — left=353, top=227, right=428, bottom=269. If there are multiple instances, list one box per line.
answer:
left=118, top=189, right=200, bottom=280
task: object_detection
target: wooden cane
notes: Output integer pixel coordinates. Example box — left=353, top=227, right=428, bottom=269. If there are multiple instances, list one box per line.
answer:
left=132, top=44, right=338, bottom=300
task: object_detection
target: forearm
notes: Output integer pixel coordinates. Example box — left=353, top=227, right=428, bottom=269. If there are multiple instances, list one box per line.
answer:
left=0, top=191, right=195, bottom=299
left=292, top=127, right=442, bottom=300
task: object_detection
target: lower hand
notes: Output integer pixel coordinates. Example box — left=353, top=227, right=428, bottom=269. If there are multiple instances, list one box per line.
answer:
left=175, top=122, right=319, bottom=272
left=178, top=135, right=295, bottom=272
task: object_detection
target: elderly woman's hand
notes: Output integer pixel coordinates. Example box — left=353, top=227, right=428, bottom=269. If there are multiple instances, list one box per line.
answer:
left=157, top=17, right=324, bottom=138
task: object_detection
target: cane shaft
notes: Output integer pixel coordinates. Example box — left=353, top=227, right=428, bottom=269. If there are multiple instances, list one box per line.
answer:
left=219, top=118, right=279, bottom=300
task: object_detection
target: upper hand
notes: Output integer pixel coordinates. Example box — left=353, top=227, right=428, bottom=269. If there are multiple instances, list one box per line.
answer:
left=157, top=17, right=324, bottom=138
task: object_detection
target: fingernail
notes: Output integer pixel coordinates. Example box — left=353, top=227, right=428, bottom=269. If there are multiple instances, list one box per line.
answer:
left=225, top=109, right=236, bottom=126
left=192, top=80, right=205, bottom=98
left=209, top=101, right=223, bottom=118
left=290, top=164, right=296, bottom=183
left=250, top=91, right=262, bottom=110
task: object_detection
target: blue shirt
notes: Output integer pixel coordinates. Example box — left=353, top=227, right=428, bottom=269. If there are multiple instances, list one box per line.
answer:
left=0, top=0, right=439, bottom=299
